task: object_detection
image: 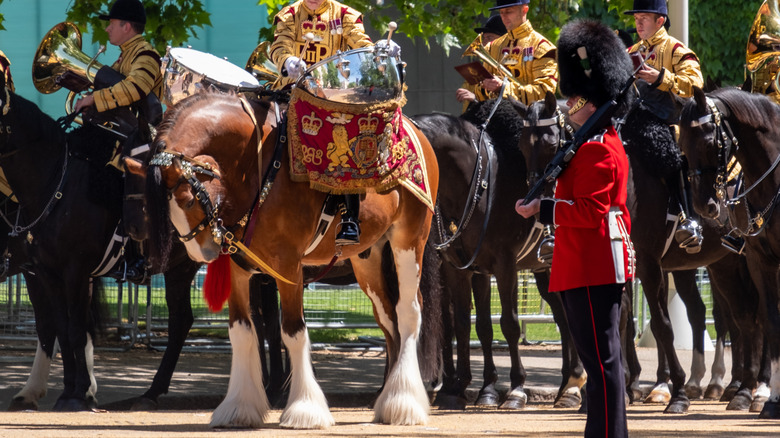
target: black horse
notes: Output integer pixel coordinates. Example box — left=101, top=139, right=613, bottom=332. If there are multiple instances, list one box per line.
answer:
left=522, top=90, right=765, bottom=413
left=413, top=99, right=585, bottom=410
left=679, top=86, right=780, bottom=418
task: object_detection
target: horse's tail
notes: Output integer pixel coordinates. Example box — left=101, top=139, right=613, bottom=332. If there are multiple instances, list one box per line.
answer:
left=203, top=253, right=232, bottom=312
left=417, top=238, right=443, bottom=382
left=145, top=162, right=173, bottom=269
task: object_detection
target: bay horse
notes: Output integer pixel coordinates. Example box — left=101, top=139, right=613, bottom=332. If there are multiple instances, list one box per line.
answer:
left=143, top=91, right=440, bottom=428
left=679, top=86, right=780, bottom=418
left=412, top=99, right=585, bottom=410
left=521, top=91, right=764, bottom=413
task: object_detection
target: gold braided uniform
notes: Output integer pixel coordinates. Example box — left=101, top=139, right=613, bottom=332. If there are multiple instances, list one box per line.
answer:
left=0, top=50, right=14, bottom=92
left=92, top=35, right=162, bottom=112
left=475, top=20, right=558, bottom=105
left=627, top=26, right=703, bottom=98
left=270, top=0, right=373, bottom=89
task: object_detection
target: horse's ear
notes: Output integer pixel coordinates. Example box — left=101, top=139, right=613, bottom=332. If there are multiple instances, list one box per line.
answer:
left=544, top=92, right=557, bottom=112
left=741, top=76, right=752, bottom=92
left=508, top=97, right=527, bottom=117
left=124, top=156, right=145, bottom=177
left=704, top=76, right=720, bottom=93
left=693, top=86, right=707, bottom=112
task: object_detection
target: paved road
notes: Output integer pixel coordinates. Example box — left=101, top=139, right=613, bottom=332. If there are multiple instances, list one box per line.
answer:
left=1, top=343, right=776, bottom=436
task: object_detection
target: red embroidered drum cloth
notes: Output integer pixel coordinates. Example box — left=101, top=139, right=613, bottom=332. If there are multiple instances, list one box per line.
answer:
left=288, top=87, right=433, bottom=210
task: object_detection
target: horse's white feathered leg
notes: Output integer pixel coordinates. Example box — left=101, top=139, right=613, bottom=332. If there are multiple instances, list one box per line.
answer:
left=280, top=328, right=334, bottom=429
left=85, top=333, right=97, bottom=404
left=210, top=320, right=269, bottom=428
left=13, top=341, right=52, bottom=408
left=373, top=248, right=429, bottom=425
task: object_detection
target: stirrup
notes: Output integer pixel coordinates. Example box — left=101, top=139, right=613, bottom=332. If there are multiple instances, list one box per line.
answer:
left=721, top=231, right=745, bottom=255
left=536, top=233, right=554, bottom=266
left=335, top=220, right=360, bottom=246
left=675, top=217, right=703, bottom=254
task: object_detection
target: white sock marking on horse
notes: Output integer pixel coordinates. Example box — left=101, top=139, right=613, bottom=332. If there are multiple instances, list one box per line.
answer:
left=373, top=248, right=429, bottom=425
left=707, top=339, right=726, bottom=390
left=686, top=349, right=706, bottom=389
left=85, top=333, right=97, bottom=402
left=363, top=286, right=395, bottom=345
left=755, top=382, right=771, bottom=399
left=280, top=328, right=334, bottom=429
left=769, top=359, right=780, bottom=403
left=210, top=320, right=269, bottom=428
left=14, top=341, right=52, bottom=406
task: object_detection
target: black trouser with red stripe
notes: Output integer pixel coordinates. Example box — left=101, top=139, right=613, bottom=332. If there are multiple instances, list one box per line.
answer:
left=560, top=283, right=627, bottom=438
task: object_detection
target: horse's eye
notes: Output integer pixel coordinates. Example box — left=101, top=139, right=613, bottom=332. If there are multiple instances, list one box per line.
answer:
left=185, top=198, right=195, bottom=209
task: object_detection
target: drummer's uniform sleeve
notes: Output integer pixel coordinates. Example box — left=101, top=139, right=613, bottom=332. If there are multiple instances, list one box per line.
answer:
left=93, top=35, right=162, bottom=113
left=270, top=5, right=299, bottom=74
left=339, top=5, right=372, bottom=50
left=482, top=21, right=557, bottom=105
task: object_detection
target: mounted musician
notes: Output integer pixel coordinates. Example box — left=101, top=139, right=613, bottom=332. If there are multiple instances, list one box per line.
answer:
left=0, top=50, right=16, bottom=205
left=465, top=0, right=558, bottom=106
left=59, top=0, right=163, bottom=283
left=624, top=0, right=705, bottom=253
left=455, top=15, right=507, bottom=111
left=746, top=0, right=780, bottom=104
left=269, top=0, right=402, bottom=246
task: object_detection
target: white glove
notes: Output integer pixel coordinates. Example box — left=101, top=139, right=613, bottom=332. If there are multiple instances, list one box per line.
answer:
left=283, top=56, right=307, bottom=78
left=375, top=39, right=401, bottom=58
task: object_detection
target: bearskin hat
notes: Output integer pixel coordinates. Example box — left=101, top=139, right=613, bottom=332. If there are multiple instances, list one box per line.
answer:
left=557, top=19, right=633, bottom=107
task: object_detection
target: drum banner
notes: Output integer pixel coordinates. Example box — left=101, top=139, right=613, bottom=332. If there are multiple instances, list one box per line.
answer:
left=288, top=87, right=433, bottom=211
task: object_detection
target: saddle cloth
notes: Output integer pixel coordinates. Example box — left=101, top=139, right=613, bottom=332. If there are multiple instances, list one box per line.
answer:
left=288, top=87, right=433, bottom=211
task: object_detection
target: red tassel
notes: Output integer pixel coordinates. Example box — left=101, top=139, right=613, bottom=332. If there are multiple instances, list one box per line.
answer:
left=203, top=253, right=231, bottom=312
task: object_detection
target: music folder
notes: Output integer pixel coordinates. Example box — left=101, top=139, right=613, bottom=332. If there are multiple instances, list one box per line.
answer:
left=455, top=61, right=494, bottom=85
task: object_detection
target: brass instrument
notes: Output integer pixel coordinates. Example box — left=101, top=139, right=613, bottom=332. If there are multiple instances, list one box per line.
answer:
left=746, top=0, right=780, bottom=103
left=462, top=33, right=522, bottom=88
left=32, top=22, right=105, bottom=114
left=245, top=41, right=279, bottom=87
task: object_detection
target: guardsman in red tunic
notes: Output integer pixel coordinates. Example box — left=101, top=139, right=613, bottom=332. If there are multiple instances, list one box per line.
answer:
left=516, top=19, right=634, bottom=438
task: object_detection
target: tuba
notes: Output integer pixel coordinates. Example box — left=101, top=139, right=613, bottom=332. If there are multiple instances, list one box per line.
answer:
left=462, top=33, right=522, bottom=88
left=245, top=41, right=279, bottom=87
left=746, top=0, right=780, bottom=103
left=32, top=22, right=105, bottom=114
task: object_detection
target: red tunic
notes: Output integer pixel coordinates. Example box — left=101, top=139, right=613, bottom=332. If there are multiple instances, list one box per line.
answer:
left=539, top=127, right=635, bottom=292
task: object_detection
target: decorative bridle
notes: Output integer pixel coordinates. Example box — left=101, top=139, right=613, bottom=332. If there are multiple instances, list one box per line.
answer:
left=521, top=105, right=572, bottom=187
left=689, top=96, right=780, bottom=236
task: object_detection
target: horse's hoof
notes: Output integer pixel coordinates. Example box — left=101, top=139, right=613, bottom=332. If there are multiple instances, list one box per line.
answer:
left=8, top=397, right=38, bottom=412
left=130, top=396, right=159, bottom=411
left=645, top=391, right=671, bottom=404
left=498, top=388, right=527, bottom=410
left=721, top=382, right=740, bottom=402
left=433, top=392, right=467, bottom=410
left=53, top=398, right=91, bottom=412
left=750, top=396, right=768, bottom=413
left=475, top=389, right=500, bottom=408
left=553, top=392, right=582, bottom=409
left=684, top=384, right=703, bottom=400
left=725, top=391, right=751, bottom=411
left=703, top=384, right=724, bottom=400
left=759, top=401, right=780, bottom=419
left=663, top=397, right=690, bottom=414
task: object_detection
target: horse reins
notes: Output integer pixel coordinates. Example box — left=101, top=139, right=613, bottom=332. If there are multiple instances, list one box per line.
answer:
left=433, top=79, right=508, bottom=269
left=693, top=96, right=780, bottom=236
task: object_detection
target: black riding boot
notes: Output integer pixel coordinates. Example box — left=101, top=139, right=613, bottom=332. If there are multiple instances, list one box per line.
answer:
left=108, top=240, right=149, bottom=284
left=670, top=167, right=703, bottom=253
left=335, top=194, right=361, bottom=245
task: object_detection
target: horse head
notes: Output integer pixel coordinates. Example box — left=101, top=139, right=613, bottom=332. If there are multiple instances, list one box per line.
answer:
left=678, top=86, right=725, bottom=220
left=517, top=92, right=569, bottom=195
left=145, top=92, right=267, bottom=266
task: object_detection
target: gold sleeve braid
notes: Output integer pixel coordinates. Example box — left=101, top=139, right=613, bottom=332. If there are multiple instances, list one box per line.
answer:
left=482, top=21, right=558, bottom=105
left=629, top=27, right=703, bottom=98
left=270, top=0, right=372, bottom=89
left=93, top=35, right=162, bottom=113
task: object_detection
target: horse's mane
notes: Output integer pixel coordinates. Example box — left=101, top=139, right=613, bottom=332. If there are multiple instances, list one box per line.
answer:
left=706, top=87, right=779, bottom=131
left=7, top=91, right=66, bottom=147
left=460, top=98, right=526, bottom=163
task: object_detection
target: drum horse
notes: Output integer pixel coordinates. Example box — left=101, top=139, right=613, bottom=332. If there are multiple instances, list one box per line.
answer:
left=143, top=44, right=440, bottom=428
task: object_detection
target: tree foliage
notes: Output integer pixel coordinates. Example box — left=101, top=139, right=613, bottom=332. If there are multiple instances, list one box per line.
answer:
left=64, top=0, right=211, bottom=55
